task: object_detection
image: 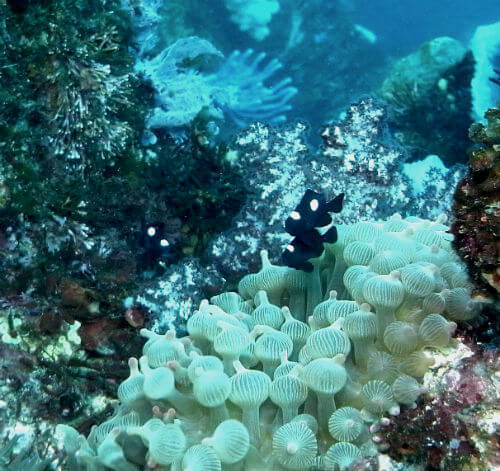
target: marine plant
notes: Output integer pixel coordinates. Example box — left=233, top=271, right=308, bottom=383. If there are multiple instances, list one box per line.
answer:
left=57, top=214, right=479, bottom=470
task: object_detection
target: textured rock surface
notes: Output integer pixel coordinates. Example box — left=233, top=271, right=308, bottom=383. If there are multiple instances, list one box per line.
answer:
left=139, top=100, right=465, bottom=331
left=380, top=37, right=474, bottom=165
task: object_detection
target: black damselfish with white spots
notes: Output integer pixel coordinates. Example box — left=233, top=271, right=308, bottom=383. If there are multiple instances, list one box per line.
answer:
left=282, top=190, right=344, bottom=272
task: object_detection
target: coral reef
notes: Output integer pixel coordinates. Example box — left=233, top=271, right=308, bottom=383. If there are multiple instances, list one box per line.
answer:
left=136, top=100, right=465, bottom=332
left=206, top=99, right=464, bottom=281
left=0, top=0, right=245, bottom=296
left=0, top=5, right=244, bottom=442
left=57, top=214, right=480, bottom=470
left=452, top=106, right=500, bottom=302
left=380, top=37, right=474, bottom=165
left=0, top=296, right=135, bottom=455
left=0, top=0, right=147, bottom=291
left=135, top=37, right=297, bottom=131
left=0, top=0, right=145, bottom=170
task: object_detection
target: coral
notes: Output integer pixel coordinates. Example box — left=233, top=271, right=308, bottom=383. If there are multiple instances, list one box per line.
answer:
left=57, top=214, right=479, bottom=470
left=134, top=36, right=224, bottom=129
left=0, top=0, right=149, bottom=292
left=127, top=0, right=386, bottom=132
left=136, top=37, right=296, bottom=130
left=224, top=0, right=280, bottom=41
left=207, top=50, right=298, bottom=127
left=135, top=100, right=466, bottom=331
left=203, top=99, right=464, bottom=283
left=374, top=340, right=499, bottom=470
left=136, top=258, right=226, bottom=333
left=470, top=21, right=500, bottom=120
left=0, top=4, right=243, bottom=315
left=0, top=296, right=137, bottom=446
left=0, top=0, right=145, bottom=170
left=379, top=37, right=474, bottom=165
left=452, top=106, right=500, bottom=302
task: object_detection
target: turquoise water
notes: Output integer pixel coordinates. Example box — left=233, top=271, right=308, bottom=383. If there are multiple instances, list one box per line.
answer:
left=354, top=0, right=500, bottom=53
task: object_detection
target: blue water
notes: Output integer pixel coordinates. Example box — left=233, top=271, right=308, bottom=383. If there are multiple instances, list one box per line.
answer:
left=354, top=0, right=500, bottom=55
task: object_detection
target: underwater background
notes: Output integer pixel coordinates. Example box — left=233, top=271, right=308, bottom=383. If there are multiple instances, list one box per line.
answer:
left=0, top=0, right=498, bottom=470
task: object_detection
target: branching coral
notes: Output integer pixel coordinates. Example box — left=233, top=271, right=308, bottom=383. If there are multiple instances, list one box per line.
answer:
left=57, top=215, right=479, bottom=470
left=207, top=49, right=298, bottom=127
left=135, top=37, right=296, bottom=130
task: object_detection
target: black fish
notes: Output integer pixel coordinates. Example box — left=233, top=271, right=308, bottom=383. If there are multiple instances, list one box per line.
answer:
left=282, top=190, right=344, bottom=272
left=139, top=222, right=171, bottom=268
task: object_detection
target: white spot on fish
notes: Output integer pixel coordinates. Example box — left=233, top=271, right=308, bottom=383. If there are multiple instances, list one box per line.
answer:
left=147, top=226, right=156, bottom=237
left=310, top=199, right=319, bottom=211
left=290, top=211, right=301, bottom=220
left=286, top=244, right=295, bottom=252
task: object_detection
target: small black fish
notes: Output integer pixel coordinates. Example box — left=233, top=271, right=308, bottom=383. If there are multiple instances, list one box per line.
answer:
left=139, top=222, right=171, bottom=268
left=282, top=190, right=344, bottom=272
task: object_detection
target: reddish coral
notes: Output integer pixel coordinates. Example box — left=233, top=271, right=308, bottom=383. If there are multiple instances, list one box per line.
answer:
left=451, top=107, right=500, bottom=301
left=37, top=310, right=64, bottom=335
left=59, top=279, right=100, bottom=315
left=78, top=318, right=120, bottom=352
left=377, top=345, right=499, bottom=470
left=124, top=304, right=146, bottom=328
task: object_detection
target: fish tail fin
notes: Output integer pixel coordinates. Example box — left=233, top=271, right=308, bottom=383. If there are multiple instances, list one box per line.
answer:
left=326, top=193, right=344, bottom=213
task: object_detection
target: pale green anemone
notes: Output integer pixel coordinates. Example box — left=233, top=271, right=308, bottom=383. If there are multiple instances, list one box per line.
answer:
left=57, top=215, right=479, bottom=471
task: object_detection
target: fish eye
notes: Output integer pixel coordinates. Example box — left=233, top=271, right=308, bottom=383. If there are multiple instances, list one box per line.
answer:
left=160, top=239, right=170, bottom=247
left=286, top=244, right=295, bottom=252
left=290, top=211, right=301, bottom=220
left=309, top=199, right=319, bottom=211
left=147, top=226, right=156, bottom=237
